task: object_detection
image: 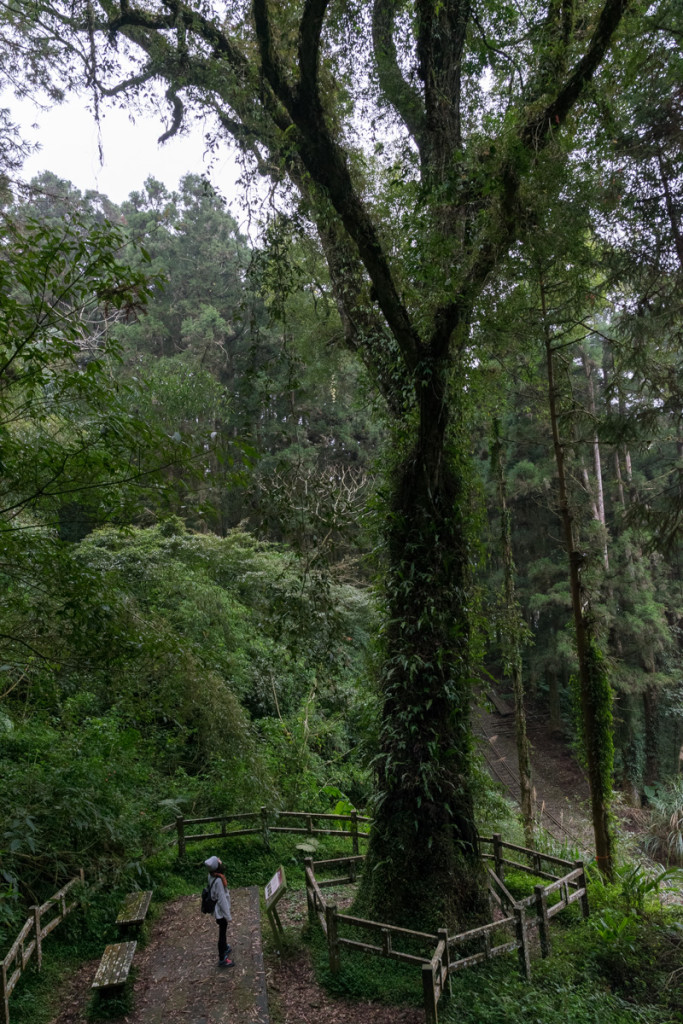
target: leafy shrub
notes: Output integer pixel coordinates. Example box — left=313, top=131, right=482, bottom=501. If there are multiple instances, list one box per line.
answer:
left=643, top=778, right=683, bottom=866
left=1, top=523, right=375, bottom=949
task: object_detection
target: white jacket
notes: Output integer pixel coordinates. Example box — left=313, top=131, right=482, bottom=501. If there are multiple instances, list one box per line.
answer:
left=208, top=874, right=232, bottom=921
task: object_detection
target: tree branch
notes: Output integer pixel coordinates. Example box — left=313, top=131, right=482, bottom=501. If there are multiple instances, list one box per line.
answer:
left=157, top=85, right=184, bottom=142
left=107, top=6, right=174, bottom=34
left=416, top=0, right=469, bottom=173
left=372, top=0, right=426, bottom=153
left=522, top=0, right=632, bottom=149
left=98, top=66, right=157, bottom=97
left=428, top=0, right=631, bottom=352
left=251, top=0, right=420, bottom=376
left=297, top=0, right=330, bottom=112
left=252, top=0, right=295, bottom=110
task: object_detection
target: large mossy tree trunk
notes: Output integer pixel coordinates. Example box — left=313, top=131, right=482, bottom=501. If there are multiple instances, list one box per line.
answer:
left=359, top=366, right=487, bottom=929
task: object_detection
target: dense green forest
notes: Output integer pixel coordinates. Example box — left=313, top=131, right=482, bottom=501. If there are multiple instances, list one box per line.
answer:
left=1, top=0, right=683, bottom=1017
left=0, top=170, right=381, bottom=930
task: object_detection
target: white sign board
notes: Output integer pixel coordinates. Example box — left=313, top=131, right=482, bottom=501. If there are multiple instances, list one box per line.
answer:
left=265, top=866, right=286, bottom=908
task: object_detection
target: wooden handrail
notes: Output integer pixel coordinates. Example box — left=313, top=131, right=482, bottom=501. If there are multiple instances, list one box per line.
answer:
left=313, top=855, right=366, bottom=870
left=165, top=806, right=373, bottom=849
left=479, top=836, right=576, bottom=870
left=1, top=871, right=83, bottom=1024
left=337, top=913, right=438, bottom=943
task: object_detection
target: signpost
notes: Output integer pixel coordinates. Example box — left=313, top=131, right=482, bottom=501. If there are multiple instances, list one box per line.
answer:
left=264, top=866, right=287, bottom=944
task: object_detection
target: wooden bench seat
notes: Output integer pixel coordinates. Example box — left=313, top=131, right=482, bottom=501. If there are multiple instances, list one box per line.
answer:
left=116, top=890, right=152, bottom=930
left=487, top=690, right=514, bottom=717
left=92, top=940, right=137, bottom=990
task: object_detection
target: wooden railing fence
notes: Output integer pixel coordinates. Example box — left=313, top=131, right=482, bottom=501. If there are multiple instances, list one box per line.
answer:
left=304, top=838, right=589, bottom=1024
left=162, top=806, right=372, bottom=858
left=1, top=872, right=84, bottom=1024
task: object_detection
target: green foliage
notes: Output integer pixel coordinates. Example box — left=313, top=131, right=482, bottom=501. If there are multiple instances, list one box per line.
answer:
left=643, top=779, right=683, bottom=866
left=441, top=962, right=667, bottom=1024
left=307, top=922, right=422, bottom=1006
left=0, top=201, right=169, bottom=527
left=0, top=520, right=375, bottom=946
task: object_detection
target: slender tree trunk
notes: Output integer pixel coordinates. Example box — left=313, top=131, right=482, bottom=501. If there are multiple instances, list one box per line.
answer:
left=547, top=666, right=564, bottom=737
left=491, top=420, right=534, bottom=846
left=601, top=342, right=627, bottom=509
left=542, top=278, right=615, bottom=877
left=656, top=148, right=683, bottom=271
left=614, top=450, right=626, bottom=507
left=359, top=352, right=487, bottom=929
left=616, top=389, right=635, bottom=493
left=581, top=349, right=609, bottom=570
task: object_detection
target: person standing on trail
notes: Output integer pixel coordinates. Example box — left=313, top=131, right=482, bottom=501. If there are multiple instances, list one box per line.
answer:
left=204, top=856, right=234, bottom=968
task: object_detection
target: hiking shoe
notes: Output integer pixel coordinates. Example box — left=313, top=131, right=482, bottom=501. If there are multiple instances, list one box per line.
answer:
left=219, top=957, right=234, bottom=968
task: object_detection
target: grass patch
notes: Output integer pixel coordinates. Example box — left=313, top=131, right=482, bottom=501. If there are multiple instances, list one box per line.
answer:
left=2, top=947, right=89, bottom=1024
left=306, top=922, right=423, bottom=1006
left=86, top=969, right=136, bottom=1021
left=156, top=831, right=363, bottom=894
left=441, top=957, right=667, bottom=1024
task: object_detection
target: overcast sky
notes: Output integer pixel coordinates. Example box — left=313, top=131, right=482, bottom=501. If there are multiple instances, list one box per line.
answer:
left=11, top=90, right=244, bottom=208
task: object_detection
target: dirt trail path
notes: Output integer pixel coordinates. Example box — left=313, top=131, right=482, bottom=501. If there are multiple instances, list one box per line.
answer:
left=51, top=888, right=269, bottom=1024
left=477, top=701, right=595, bottom=855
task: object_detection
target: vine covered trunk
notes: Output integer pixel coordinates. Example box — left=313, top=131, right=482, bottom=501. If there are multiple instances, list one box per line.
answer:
left=359, top=366, right=487, bottom=929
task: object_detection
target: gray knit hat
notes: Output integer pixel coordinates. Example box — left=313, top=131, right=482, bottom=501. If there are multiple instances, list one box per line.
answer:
left=204, top=856, right=221, bottom=871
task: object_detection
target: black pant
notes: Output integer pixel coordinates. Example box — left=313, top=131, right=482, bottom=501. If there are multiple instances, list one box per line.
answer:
left=217, top=917, right=228, bottom=959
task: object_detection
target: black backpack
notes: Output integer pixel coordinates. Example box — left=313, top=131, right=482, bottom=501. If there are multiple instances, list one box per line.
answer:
left=201, top=877, right=217, bottom=914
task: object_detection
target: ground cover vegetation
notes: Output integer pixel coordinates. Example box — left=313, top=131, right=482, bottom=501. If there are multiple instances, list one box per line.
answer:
left=0, top=0, right=682, bottom=1015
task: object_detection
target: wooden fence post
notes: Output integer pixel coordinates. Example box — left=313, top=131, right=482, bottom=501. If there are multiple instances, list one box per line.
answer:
left=31, top=906, right=42, bottom=970
left=534, top=885, right=551, bottom=958
left=514, top=906, right=531, bottom=981
left=575, top=860, right=589, bottom=918
left=493, top=833, right=504, bottom=881
left=326, top=904, right=340, bottom=974
left=438, top=928, right=452, bottom=997
left=176, top=815, right=186, bottom=859
left=304, top=858, right=315, bottom=925
left=350, top=810, right=359, bottom=856
left=2, top=957, right=9, bottom=1024
left=261, top=806, right=270, bottom=850
left=422, top=963, right=438, bottom=1024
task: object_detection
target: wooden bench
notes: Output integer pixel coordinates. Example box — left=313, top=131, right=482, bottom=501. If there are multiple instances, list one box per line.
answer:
left=487, top=690, right=514, bottom=717
left=91, top=941, right=137, bottom=991
left=116, top=890, right=152, bottom=934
